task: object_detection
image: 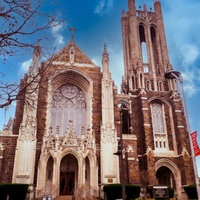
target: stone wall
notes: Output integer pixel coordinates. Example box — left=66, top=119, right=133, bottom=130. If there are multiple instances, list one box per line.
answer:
left=115, top=88, right=195, bottom=187
left=33, top=63, right=103, bottom=186
left=0, top=135, right=17, bottom=182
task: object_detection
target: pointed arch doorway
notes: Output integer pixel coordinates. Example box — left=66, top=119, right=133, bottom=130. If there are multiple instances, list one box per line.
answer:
left=60, top=154, right=78, bottom=195
left=156, top=166, right=176, bottom=188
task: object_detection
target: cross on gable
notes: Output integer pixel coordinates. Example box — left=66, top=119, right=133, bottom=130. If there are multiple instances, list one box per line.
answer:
left=69, top=27, right=76, bottom=41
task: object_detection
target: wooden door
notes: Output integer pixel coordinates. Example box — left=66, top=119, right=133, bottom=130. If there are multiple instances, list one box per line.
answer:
left=60, top=172, right=75, bottom=195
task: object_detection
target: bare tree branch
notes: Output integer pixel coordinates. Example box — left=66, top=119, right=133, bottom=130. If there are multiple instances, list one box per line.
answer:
left=0, top=0, right=63, bottom=56
left=0, top=0, right=64, bottom=109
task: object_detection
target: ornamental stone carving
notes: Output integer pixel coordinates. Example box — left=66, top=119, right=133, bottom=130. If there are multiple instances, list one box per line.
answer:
left=20, top=116, right=36, bottom=141
left=41, top=122, right=96, bottom=156
left=63, top=120, right=78, bottom=146
left=181, top=147, right=189, bottom=157
left=146, top=146, right=154, bottom=155
left=101, top=122, right=115, bottom=143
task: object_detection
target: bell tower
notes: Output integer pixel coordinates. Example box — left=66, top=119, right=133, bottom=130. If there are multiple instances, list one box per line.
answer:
left=118, top=1, right=196, bottom=198
left=121, top=0, right=172, bottom=93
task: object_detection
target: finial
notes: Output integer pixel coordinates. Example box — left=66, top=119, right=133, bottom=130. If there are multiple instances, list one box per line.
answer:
left=32, top=39, right=41, bottom=70
left=120, top=76, right=126, bottom=94
left=69, top=27, right=76, bottom=42
left=103, top=43, right=107, bottom=53
left=128, top=0, right=136, bottom=15
left=36, top=39, right=40, bottom=46
left=143, top=4, right=147, bottom=11
left=34, top=39, right=41, bottom=54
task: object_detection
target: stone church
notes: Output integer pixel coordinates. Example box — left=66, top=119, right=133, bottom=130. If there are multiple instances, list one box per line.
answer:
left=0, top=0, right=196, bottom=199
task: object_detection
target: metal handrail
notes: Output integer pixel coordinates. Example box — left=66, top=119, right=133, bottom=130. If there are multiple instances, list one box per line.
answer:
left=38, top=187, right=58, bottom=200
left=46, top=188, right=52, bottom=194
left=76, top=187, right=86, bottom=199
left=51, top=187, right=59, bottom=199
left=72, top=189, right=76, bottom=200
left=85, top=188, right=93, bottom=200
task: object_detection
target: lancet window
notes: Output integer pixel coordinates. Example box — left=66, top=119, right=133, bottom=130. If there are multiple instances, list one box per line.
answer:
left=51, top=84, right=87, bottom=136
left=139, top=25, right=148, bottom=64
left=146, top=80, right=152, bottom=91
left=150, top=26, right=159, bottom=65
left=151, top=102, right=169, bottom=151
left=121, top=103, right=130, bottom=134
left=158, top=81, right=164, bottom=91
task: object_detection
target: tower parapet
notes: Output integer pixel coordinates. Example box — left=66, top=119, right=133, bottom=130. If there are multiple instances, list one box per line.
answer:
left=122, top=0, right=173, bottom=93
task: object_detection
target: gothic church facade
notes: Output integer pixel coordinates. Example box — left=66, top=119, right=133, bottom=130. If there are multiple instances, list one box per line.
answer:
left=0, top=0, right=195, bottom=199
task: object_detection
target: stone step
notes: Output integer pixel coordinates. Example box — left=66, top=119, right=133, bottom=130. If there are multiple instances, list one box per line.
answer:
left=54, top=195, right=72, bottom=200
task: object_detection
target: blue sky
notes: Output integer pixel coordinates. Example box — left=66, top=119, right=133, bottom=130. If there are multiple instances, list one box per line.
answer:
left=0, top=0, right=200, bottom=176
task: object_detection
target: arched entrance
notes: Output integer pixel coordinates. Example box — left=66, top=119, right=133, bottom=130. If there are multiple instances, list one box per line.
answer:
left=45, top=156, right=53, bottom=191
left=155, top=159, right=182, bottom=199
left=156, top=166, right=176, bottom=188
left=85, top=156, right=90, bottom=190
left=60, top=154, right=78, bottom=195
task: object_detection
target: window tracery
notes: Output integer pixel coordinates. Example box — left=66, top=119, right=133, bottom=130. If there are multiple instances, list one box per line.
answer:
left=151, top=102, right=169, bottom=151
left=151, top=103, right=164, bottom=133
left=51, top=84, right=86, bottom=136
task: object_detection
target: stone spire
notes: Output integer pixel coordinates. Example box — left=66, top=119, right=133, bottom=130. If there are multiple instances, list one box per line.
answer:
left=12, top=41, right=40, bottom=185
left=32, top=40, right=41, bottom=71
left=102, top=43, right=110, bottom=80
left=101, top=44, right=118, bottom=185
left=128, top=0, right=136, bottom=15
left=154, top=0, right=170, bottom=71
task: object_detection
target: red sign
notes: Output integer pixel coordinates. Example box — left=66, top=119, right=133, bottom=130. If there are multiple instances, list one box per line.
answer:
left=191, top=131, right=200, bottom=157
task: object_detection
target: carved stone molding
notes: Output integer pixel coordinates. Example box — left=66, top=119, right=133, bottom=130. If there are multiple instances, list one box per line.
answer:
left=20, top=116, right=36, bottom=141
left=101, top=123, right=115, bottom=143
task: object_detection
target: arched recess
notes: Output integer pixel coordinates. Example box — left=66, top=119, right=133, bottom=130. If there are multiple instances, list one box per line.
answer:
left=60, top=154, right=78, bottom=195
left=146, top=80, right=152, bottom=91
left=36, top=152, right=57, bottom=195
left=155, top=159, right=182, bottom=197
left=84, top=150, right=98, bottom=193
left=150, top=26, right=159, bottom=65
left=45, top=156, right=54, bottom=192
left=140, top=73, right=144, bottom=88
left=46, top=69, right=93, bottom=136
left=118, top=99, right=131, bottom=134
left=156, top=166, right=175, bottom=187
left=139, top=24, right=148, bottom=64
left=158, top=81, right=164, bottom=91
left=132, top=75, right=136, bottom=90
left=85, top=156, right=90, bottom=190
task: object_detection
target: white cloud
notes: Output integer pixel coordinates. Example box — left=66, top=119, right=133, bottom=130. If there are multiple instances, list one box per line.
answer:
left=94, top=0, right=113, bottom=15
left=51, top=24, right=63, bottom=33
left=51, top=23, right=65, bottom=46
left=95, top=0, right=105, bottom=14
left=162, top=1, right=200, bottom=97
left=180, top=44, right=200, bottom=65
left=56, top=35, right=64, bottom=45
left=18, top=59, right=32, bottom=76
left=181, top=70, right=200, bottom=97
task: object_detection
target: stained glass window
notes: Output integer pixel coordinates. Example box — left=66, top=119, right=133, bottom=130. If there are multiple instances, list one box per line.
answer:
left=151, top=103, right=164, bottom=133
left=51, top=84, right=86, bottom=136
